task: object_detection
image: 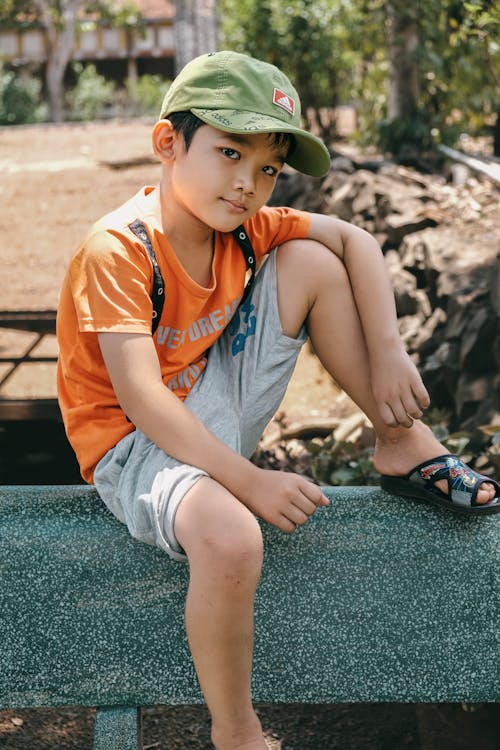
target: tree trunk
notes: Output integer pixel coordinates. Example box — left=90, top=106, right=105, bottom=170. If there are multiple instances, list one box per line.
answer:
left=35, top=0, right=80, bottom=122
left=174, top=0, right=195, bottom=73
left=174, top=0, right=218, bottom=75
left=45, top=51, right=68, bottom=123
left=387, top=0, right=420, bottom=120
left=193, top=0, right=218, bottom=58
left=493, top=106, right=500, bottom=157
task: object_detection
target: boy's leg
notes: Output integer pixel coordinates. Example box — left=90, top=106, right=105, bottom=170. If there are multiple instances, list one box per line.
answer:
left=96, top=451, right=269, bottom=750
left=274, top=239, right=496, bottom=504
left=174, top=478, right=266, bottom=750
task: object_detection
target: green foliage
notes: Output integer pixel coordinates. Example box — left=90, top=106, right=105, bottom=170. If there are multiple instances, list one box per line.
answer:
left=65, top=62, right=115, bottom=120
left=0, top=0, right=17, bottom=25
left=0, top=66, right=43, bottom=124
left=308, top=436, right=379, bottom=487
left=353, top=0, right=500, bottom=152
left=0, top=1, right=143, bottom=28
left=126, top=74, right=170, bottom=117
left=221, top=0, right=499, bottom=156
left=419, top=0, right=500, bottom=141
left=377, top=111, right=437, bottom=158
left=425, top=410, right=473, bottom=463
left=219, top=0, right=362, bottom=141
left=486, top=429, right=500, bottom=475
left=0, top=0, right=36, bottom=27
left=96, top=0, right=143, bottom=28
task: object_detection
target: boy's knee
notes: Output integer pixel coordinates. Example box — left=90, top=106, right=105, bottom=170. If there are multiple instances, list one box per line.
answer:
left=191, top=520, right=264, bottom=594
left=211, top=502, right=263, bottom=559
left=176, top=478, right=264, bottom=577
left=276, top=240, right=347, bottom=335
left=277, top=239, right=346, bottom=283
left=207, top=520, right=264, bottom=580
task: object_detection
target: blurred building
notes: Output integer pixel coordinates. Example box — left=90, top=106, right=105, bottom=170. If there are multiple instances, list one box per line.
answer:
left=0, top=0, right=175, bottom=83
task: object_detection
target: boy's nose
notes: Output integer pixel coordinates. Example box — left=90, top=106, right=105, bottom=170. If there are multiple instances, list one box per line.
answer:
left=233, top=169, right=255, bottom=194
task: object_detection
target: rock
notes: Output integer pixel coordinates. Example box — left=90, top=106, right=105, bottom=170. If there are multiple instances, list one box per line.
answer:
left=265, top=152, right=500, bottom=431
left=351, top=183, right=377, bottom=215
left=385, top=213, right=438, bottom=246
left=455, top=373, right=497, bottom=423
left=398, top=314, right=426, bottom=344
left=461, top=383, right=500, bottom=433
left=491, top=253, right=500, bottom=316
left=269, top=171, right=324, bottom=212
left=447, top=163, right=470, bottom=186
left=408, top=307, right=447, bottom=353
left=394, top=272, right=432, bottom=317
left=420, top=343, right=461, bottom=411
left=443, top=296, right=474, bottom=339
left=325, top=180, right=355, bottom=220
left=459, top=306, right=497, bottom=375
left=330, top=155, right=355, bottom=173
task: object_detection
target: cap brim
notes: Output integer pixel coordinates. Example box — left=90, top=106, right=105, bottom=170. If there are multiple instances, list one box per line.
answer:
left=191, top=108, right=331, bottom=178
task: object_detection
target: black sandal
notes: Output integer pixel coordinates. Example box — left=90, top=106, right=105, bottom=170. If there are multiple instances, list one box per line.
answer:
left=380, top=454, right=500, bottom=515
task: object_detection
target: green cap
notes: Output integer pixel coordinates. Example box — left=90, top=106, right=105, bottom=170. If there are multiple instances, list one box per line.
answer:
left=160, top=50, right=331, bottom=178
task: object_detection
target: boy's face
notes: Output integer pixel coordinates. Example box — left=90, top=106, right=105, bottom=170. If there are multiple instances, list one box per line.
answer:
left=167, top=123, right=287, bottom=233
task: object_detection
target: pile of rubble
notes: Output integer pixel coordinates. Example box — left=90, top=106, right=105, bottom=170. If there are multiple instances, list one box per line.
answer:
left=270, top=155, right=500, bottom=431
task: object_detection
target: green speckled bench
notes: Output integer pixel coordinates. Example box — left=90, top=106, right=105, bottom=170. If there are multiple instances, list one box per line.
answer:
left=1, top=485, right=498, bottom=749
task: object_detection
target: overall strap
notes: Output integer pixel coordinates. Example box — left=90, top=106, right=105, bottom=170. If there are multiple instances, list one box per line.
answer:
left=231, top=225, right=256, bottom=304
left=129, top=219, right=165, bottom=335
left=128, top=220, right=257, bottom=334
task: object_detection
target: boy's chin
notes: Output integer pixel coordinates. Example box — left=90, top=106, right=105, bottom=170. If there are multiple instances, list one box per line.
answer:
left=209, top=217, right=250, bottom=234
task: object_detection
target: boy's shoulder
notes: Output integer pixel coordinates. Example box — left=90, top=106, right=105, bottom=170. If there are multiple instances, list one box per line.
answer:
left=243, top=205, right=311, bottom=251
left=69, top=187, right=160, bottom=271
left=90, top=186, right=158, bottom=239
left=245, top=204, right=309, bottom=230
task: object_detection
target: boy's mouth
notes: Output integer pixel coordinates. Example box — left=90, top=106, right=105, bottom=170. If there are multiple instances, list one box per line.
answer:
left=221, top=198, right=246, bottom=213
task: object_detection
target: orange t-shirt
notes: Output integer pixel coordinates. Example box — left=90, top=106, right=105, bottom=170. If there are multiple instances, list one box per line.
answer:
left=57, top=186, right=311, bottom=482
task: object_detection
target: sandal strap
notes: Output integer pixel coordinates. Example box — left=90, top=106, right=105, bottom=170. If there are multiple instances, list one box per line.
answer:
left=409, top=454, right=499, bottom=509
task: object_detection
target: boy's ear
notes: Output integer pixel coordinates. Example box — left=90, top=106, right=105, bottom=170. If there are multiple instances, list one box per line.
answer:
left=152, top=119, right=178, bottom=161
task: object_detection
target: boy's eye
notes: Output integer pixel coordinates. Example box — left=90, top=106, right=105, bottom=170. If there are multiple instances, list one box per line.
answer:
left=263, top=165, right=279, bottom=177
left=221, top=148, right=240, bottom=160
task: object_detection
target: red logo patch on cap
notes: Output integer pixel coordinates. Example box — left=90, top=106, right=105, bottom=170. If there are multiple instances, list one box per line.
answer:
left=273, top=88, right=295, bottom=116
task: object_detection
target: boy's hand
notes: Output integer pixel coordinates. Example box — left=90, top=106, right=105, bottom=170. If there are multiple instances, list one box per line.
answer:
left=370, top=348, right=430, bottom=428
left=239, top=467, right=329, bottom=533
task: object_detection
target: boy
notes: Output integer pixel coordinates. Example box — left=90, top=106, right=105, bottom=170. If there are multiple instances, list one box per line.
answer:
left=57, top=51, right=499, bottom=750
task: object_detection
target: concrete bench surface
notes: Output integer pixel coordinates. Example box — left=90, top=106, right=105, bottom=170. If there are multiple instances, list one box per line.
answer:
left=0, top=484, right=498, bottom=713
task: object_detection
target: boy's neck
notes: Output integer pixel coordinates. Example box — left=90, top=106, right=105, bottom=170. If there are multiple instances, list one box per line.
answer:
left=158, top=177, right=215, bottom=247
left=157, top=179, right=216, bottom=288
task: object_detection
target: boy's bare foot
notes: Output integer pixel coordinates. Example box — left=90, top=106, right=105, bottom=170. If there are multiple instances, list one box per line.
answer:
left=211, top=713, right=268, bottom=750
left=373, top=419, right=497, bottom=506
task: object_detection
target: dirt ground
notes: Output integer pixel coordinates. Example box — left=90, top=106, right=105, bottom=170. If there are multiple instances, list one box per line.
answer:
left=1, top=121, right=499, bottom=749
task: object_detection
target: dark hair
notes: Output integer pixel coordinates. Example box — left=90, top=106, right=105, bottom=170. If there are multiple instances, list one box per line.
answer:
left=167, top=111, right=206, bottom=150
left=167, top=110, right=295, bottom=158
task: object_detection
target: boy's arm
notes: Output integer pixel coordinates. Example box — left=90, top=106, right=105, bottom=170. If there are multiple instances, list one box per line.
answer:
left=98, top=332, right=328, bottom=530
left=307, top=213, right=430, bottom=427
